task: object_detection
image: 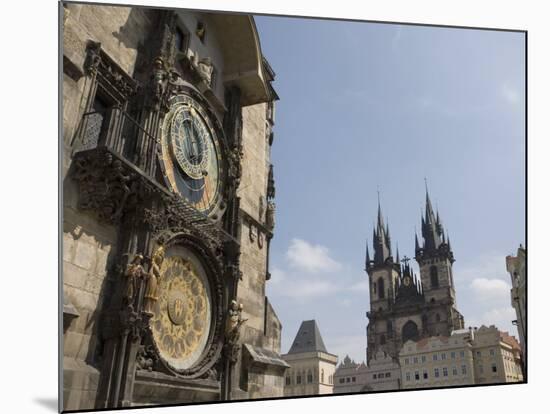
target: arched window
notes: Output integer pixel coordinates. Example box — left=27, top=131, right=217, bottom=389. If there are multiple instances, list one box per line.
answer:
left=402, top=320, right=419, bottom=342
left=373, top=282, right=377, bottom=295
left=378, top=277, right=385, bottom=299
left=430, top=266, right=439, bottom=288
left=321, top=369, right=325, bottom=383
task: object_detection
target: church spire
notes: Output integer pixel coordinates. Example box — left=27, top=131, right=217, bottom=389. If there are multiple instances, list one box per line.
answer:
left=372, top=196, right=392, bottom=266
left=365, top=242, right=371, bottom=270
left=421, top=184, right=443, bottom=253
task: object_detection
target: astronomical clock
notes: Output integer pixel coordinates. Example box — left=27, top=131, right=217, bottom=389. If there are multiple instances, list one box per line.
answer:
left=145, top=87, right=231, bottom=378
left=159, top=91, right=227, bottom=220
left=150, top=244, right=215, bottom=374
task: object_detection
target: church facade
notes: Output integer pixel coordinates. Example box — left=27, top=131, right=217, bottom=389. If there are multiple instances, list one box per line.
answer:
left=365, top=191, right=465, bottom=362
left=61, top=2, right=286, bottom=411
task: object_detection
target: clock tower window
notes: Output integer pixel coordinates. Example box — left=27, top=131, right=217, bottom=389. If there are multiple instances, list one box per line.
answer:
left=377, top=277, right=385, bottom=299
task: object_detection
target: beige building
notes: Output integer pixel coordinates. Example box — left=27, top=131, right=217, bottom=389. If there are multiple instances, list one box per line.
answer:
left=364, top=350, right=402, bottom=391
left=506, top=245, right=526, bottom=358
left=282, top=320, right=338, bottom=396
left=62, top=2, right=286, bottom=410
left=471, top=325, right=524, bottom=384
left=333, top=356, right=370, bottom=394
left=399, top=330, right=475, bottom=389
left=333, top=351, right=400, bottom=393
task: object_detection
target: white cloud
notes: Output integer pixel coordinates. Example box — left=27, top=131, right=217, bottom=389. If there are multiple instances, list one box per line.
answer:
left=470, top=277, right=511, bottom=301
left=501, top=83, right=520, bottom=105
left=286, top=238, right=343, bottom=273
left=325, top=335, right=367, bottom=364
left=350, top=279, right=370, bottom=292
left=277, top=279, right=337, bottom=300
left=269, top=267, right=286, bottom=285
left=391, top=26, right=402, bottom=51
left=467, top=307, right=518, bottom=336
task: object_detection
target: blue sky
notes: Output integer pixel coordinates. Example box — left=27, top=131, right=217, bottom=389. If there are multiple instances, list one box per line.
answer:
left=255, top=16, right=525, bottom=363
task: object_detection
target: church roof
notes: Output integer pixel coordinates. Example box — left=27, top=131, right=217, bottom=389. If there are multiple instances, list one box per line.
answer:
left=287, top=320, right=328, bottom=354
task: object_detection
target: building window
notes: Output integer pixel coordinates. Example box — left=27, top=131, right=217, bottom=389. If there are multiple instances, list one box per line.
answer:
left=441, top=353, right=446, bottom=360
left=296, top=375, right=302, bottom=384
left=443, top=367, right=448, bottom=377
left=385, top=372, right=391, bottom=378
left=415, top=371, right=420, bottom=381
left=460, top=351, right=465, bottom=358
left=492, top=364, right=497, bottom=373
left=321, top=369, right=325, bottom=383
left=339, top=378, right=345, bottom=384
left=406, top=372, right=411, bottom=381
left=476, top=351, right=481, bottom=357
left=352, top=377, right=356, bottom=382
left=423, top=370, right=428, bottom=379
left=405, top=358, right=410, bottom=365
left=434, top=368, right=440, bottom=378
left=452, top=366, right=458, bottom=376
left=285, top=376, right=291, bottom=385
left=490, top=348, right=495, bottom=357
left=378, top=277, right=385, bottom=299
left=479, top=365, right=484, bottom=374
left=436, top=313, right=441, bottom=322
left=433, top=354, right=438, bottom=361
left=373, top=282, right=377, bottom=295
left=174, top=26, right=189, bottom=53
left=451, top=351, right=456, bottom=359
left=346, top=377, right=351, bottom=383
left=461, top=365, right=467, bottom=375
left=421, top=355, right=426, bottom=363
left=430, top=266, right=439, bottom=288
left=372, top=374, right=377, bottom=380
left=307, top=373, right=313, bottom=384
left=381, top=334, right=386, bottom=345
left=413, top=357, right=418, bottom=364
left=195, top=21, right=206, bottom=43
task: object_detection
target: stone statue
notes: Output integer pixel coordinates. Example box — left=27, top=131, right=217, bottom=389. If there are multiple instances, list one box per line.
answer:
left=188, top=49, right=214, bottom=87
left=124, top=253, right=145, bottom=305
left=224, top=300, right=247, bottom=363
left=144, top=245, right=165, bottom=315
left=150, top=57, right=167, bottom=110
left=197, top=57, right=213, bottom=86
left=266, top=201, right=276, bottom=230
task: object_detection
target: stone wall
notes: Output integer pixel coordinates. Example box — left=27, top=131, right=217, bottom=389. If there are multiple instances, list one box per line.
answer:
left=237, top=102, right=269, bottom=343
left=62, top=3, right=154, bottom=410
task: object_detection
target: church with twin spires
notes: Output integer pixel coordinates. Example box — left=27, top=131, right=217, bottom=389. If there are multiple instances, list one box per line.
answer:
left=365, top=189, right=465, bottom=362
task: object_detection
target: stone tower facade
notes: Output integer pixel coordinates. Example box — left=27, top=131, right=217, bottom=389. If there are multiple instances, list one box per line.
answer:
left=61, top=3, right=287, bottom=410
left=365, top=191, right=464, bottom=362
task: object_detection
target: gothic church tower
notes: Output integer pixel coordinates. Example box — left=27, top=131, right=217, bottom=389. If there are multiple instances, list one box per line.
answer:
left=365, top=188, right=464, bottom=363
left=415, top=189, right=464, bottom=335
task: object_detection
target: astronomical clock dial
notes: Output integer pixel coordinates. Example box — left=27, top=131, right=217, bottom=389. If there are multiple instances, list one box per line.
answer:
left=160, top=93, right=224, bottom=217
left=150, top=246, right=212, bottom=371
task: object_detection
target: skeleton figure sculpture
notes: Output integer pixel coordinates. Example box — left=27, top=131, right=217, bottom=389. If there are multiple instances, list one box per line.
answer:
left=144, top=245, right=165, bottom=315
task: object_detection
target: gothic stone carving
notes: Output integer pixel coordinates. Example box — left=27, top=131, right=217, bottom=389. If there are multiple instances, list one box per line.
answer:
left=143, top=245, right=166, bottom=315
left=223, top=300, right=247, bottom=364
left=72, top=150, right=139, bottom=224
